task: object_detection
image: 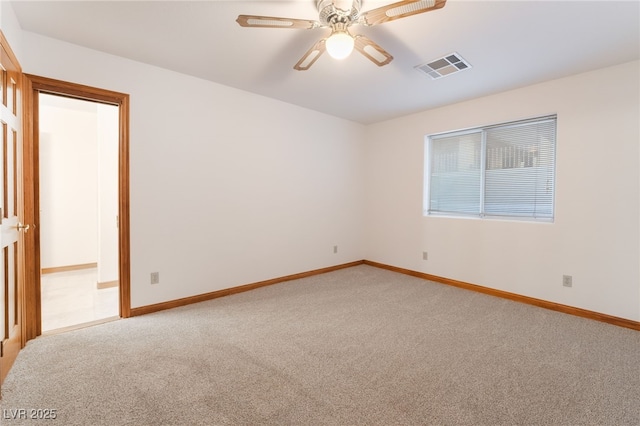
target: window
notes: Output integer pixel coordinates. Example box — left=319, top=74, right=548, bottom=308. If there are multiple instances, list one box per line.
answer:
left=424, top=115, right=556, bottom=221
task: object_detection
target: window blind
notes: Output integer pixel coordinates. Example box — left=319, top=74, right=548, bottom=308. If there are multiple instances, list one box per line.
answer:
left=428, top=131, right=482, bottom=215
left=426, top=115, right=557, bottom=220
left=484, top=118, right=556, bottom=218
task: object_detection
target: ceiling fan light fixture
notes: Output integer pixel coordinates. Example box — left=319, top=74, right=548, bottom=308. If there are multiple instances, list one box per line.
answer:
left=237, top=0, right=449, bottom=70
left=326, top=31, right=354, bottom=60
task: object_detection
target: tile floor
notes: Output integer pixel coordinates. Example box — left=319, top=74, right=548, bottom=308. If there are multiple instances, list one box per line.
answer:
left=41, top=268, right=119, bottom=332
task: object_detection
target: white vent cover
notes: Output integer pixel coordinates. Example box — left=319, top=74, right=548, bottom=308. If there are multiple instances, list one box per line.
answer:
left=415, top=52, right=471, bottom=80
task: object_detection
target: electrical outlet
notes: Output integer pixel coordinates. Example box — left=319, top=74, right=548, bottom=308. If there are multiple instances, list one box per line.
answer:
left=422, top=251, right=428, bottom=261
left=333, top=245, right=338, bottom=254
left=562, top=275, right=572, bottom=288
left=150, top=272, right=160, bottom=285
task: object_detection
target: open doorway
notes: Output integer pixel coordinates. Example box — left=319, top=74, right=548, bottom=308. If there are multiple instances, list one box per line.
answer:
left=20, top=74, right=131, bottom=342
left=39, top=94, right=120, bottom=332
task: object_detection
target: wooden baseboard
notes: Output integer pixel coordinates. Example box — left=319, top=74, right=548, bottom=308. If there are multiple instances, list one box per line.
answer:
left=363, top=260, right=640, bottom=331
left=42, top=263, right=98, bottom=274
left=130, top=260, right=365, bottom=317
left=128, top=258, right=638, bottom=331
left=97, top=280, right=119, bottom=290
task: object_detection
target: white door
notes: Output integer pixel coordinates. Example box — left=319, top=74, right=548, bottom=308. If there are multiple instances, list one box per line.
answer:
left=0, top=36, right=25, bottom=387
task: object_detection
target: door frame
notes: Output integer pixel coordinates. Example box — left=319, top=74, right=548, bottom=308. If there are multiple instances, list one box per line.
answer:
left=22, top=75, right=130, bottom=340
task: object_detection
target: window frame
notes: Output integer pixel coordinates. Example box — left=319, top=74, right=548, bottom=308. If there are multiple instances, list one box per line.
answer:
left=424, top=115, right=557, bottom=222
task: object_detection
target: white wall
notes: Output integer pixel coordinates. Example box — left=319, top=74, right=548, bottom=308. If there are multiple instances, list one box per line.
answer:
left=0, top=1, right=22, bottom=60
left=365, top=60, right=640, bottom=321
left=97, top=103, right=119, bottom=284
left=19, top=31, right=366, bottom=309
left=39, top=95, right=99, bottom=268
left=39, top=95, right=119, bottom=282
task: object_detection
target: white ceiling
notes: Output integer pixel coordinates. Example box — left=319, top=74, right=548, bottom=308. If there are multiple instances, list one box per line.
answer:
left=10, top=0, right=640, bottom=124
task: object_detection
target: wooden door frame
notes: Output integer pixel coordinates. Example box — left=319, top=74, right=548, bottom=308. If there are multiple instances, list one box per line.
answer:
left=22, top=75, right=130, bottom=340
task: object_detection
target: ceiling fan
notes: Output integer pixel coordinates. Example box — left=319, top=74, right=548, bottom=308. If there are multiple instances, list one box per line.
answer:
left=236, top=0, right=447, bottom=71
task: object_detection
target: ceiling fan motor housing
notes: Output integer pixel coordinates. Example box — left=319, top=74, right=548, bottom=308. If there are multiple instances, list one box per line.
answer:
left=317, top=0, right=362, bottom=26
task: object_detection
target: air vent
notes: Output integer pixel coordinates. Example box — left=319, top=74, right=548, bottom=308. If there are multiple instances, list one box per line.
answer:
left=415, top=52, right=472, bottom=80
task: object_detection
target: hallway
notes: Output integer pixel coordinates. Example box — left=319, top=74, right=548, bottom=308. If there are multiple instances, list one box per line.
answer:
left=41, top=268, right=118, bottom=332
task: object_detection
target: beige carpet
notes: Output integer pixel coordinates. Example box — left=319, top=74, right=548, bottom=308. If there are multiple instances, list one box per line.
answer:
left=1, top=265, right=639, bottom=425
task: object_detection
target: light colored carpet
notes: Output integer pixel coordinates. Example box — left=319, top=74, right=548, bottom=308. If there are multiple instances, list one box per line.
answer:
left=1, top=265, right=639, bottom=425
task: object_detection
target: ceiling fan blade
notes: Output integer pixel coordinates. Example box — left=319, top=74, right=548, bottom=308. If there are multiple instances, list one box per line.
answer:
left=294, top=39, right=327, bottom=71
left=354, top=35, right=393, bottom=66
left=236, top=15, right=321, bottom=30
left=358, top=0, right=447, bottom=26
